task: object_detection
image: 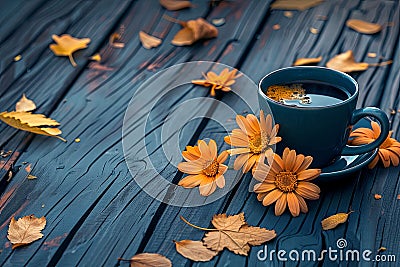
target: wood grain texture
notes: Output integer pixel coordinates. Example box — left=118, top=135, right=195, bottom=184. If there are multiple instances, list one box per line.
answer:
left=0, top=0, right=399, bottom=266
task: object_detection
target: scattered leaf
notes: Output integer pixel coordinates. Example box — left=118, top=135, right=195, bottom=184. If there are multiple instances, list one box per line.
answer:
left=367, top=52, right=377, bottom=58
left=139, top=31, right=162, bottom=49
left=283, top=11, right=293, bottom=18
left=378, top=247, right=387, bottom=252
left=118, top=253, right=172, bottom=267
left=159, top=0, right=193, bottom=11
left=293, top=56, right=322, bottom=66
left=90, top=54, right=102, bottom=62
left=0, top=111, right=66, bottom=142
left=109, top=33, right=125, bottom=48
left=374, top=194, right=382, bottom=200
left=212, top=18, right=225, bottom=27
left=391, top=109, right=396, bottom=115
left=326, top=50, right=368, bottom=72
left=0, top=150, right=12, bottom=158
left=75, top=138, right=81, bottom=143
left=321, top=211, right=353, bottom=230
left=181, top=213, right=276, bottom=256
left=166, top=16, right=218, bottom=46
left=192, top=68, right=241, bottom=96
left=7, top=215, right=46, bottom=249
left=272, top=24, right=281, bottom=30
left=25, top=163, right=32, bottom=173
left=346, top=19, right=382, bottom=34
left=270, top=0, right=323, bottom=11
left=316, top=15, right=328, bottom=20
left=14, top=55, right=22, bottom=62
left=175, top=240, right=217, bottom=262
left=49, top=34, right=91, bottom=67
left=397, top=194, right=400, bottom=200
left=16, top=94, right=36, bottom=112
left=27, top=174, right=37, bottom=180
left=89, top=62, right=114, bottom=71
left=310, top=27, right=319, bottom=34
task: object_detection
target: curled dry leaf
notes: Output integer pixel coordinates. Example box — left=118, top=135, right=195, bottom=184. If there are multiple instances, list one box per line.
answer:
left=326, top=50, right=368, bottom=72
left=270, top=0, right=323, bottom=11
left=0, top=111, right=66, bottom=142
left=169, top=17, right=218, bottom=46
left=159, top=0, right=193, bottom=11
left=7, top=215, right=46, bottom=249
left=346, top=19, right=382, bottom=34
left=321, top=211, right=353, bottom=230
left=181, top=213, right=276, bottom=256
left=16, top=94, right=36, bottom=112
left=293, top=56, right=322, bottom=66
left=49, top=34, right=91, bottom=67
left=119, top=253, right=172, bottom=267
left=109, top=33, right=125, bottom=48
left=139, top=31, right=162, bottom=49
left=175, top=240, right=217, bottom=262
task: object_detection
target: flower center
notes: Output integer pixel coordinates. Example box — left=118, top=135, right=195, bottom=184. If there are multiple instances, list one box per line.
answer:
left=249, top=132, right=268, bottom=154
left=203, top=160, right=219, bottom=177
left=275, top=171, right=298, bottom=192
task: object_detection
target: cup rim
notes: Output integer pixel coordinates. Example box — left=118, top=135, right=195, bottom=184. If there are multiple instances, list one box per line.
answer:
left=258, top=66, right=359, bottom=110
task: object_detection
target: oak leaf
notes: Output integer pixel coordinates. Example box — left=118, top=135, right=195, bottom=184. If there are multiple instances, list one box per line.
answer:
left=139, top=31, right=162, bottom=49
left=321, top=211, right=353, bottom=230
left=49, top=34, right=91, bottom=67
left=175, top=240, right=217, bottom=262
left=160, top=0, right=193, bottom=11
left=293, top=56, right=322, bottom=66
left=326, top=50, right=392, bottom=73
left=346, top=19, right=382, bottom=34
left=16, top=94, right=36, bottom=112
left=0, top=111, right=66, bottom=142
left=7, top=215, right=46, bottom=249
left=119, top=253, right=172, bottom=267
left=169, top=17, right=218, bottom=46
left=270, top=0, right=323, bottom=11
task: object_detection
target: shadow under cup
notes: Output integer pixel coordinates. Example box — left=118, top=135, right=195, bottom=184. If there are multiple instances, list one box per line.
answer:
left=258, top=66, right=389, bottom=168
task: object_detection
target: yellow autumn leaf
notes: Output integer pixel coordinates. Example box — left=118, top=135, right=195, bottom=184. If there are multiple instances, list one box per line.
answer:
left=118, top=253, right=172, bottom=267
left=15, top=94, right=36, bottom=112
left=49, top=34, right=91, bottom=67
left=159, top=0, right=193, bottom=11
left=175, top=240, right=218, bottom=262
left=293, top=56, right=323, bottom=66
left=139, top=31, right=162, bottom=49
left=90, top=53, right=102, bottom=62
left=321, top=211, right=353, bottom=230
left=0, top=111, right=66, bottom=142
left=346, top=19, right=382, bottom=34
left=7, top=215, right=46, bottom=249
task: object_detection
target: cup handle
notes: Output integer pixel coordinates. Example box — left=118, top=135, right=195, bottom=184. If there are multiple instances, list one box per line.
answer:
left=342, top=107, right=389, bottom=155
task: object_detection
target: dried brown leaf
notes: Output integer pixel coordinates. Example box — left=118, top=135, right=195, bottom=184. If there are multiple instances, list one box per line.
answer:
left=346, top=19, right=382, bottom=34
left=326, top=50, right=369, bottom=72
left=0, top=111, right=65, bottom=141
left=271, top=0, right=324, bottom=11
left=7, top=215, right=46, bottom=249
left=310, top=27, right=319, bottom=34
left=171, top=18, right=218, bottom=46
left=16, top=94, right=36, bottom=112
left=109, top=33, right=125, bottom=48
left=27, top=174, right=37, bottom=180
left=321, top=211, right=353, bottom=230
left=293, top=56, right=322, bottom=66
left=139, top=31, right=162, bottom=49
left=175, top=240, right=217, bottom=262
left=159, top=0, right=193, bottom=11
left=119, top=253, right=172, bottom=267
left=49, top=34, right=91, bottom=67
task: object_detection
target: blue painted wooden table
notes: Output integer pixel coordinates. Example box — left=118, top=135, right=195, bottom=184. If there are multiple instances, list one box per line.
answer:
left=0, top=0, right=399, bottom=266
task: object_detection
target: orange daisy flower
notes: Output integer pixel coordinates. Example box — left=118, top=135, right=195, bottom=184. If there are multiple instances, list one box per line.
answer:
left=348, top=121, right=400, bottom=168
left=178, top=139, right=229, bottom=196
left=224, top=110, right=281, bottom=173
left=192, top=68, right=242, bottom=96
left=253, top=148, right=321, bottom=217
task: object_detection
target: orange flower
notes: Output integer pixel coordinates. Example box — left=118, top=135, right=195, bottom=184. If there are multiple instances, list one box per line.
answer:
left=178, top=139, right=229, bottom=196
left=253, top=148, right=321, bottom=217
left=192, top=68, right=241, bottom=96
left=348, top=121, right=400, bottom=168
left=224, top=110, right=281, bottom=173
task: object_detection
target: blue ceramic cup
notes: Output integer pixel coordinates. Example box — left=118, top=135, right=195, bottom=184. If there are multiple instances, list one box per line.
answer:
left=258, top=66, right=389, bottom=168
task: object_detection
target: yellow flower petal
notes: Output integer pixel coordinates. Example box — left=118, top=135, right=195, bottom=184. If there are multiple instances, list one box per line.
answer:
left=297, top=169, right=321, bottom=181
left=178, top=161, right=203, bottom=174
left=178, top=174, right=203, bottom=188
left=262, top=189, right=283, bottom=206
left=254, top=182, right=276, bottom=193
left=287, top=192, right=300, bottom=217
left=275, top=194, right=287, bottom=216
